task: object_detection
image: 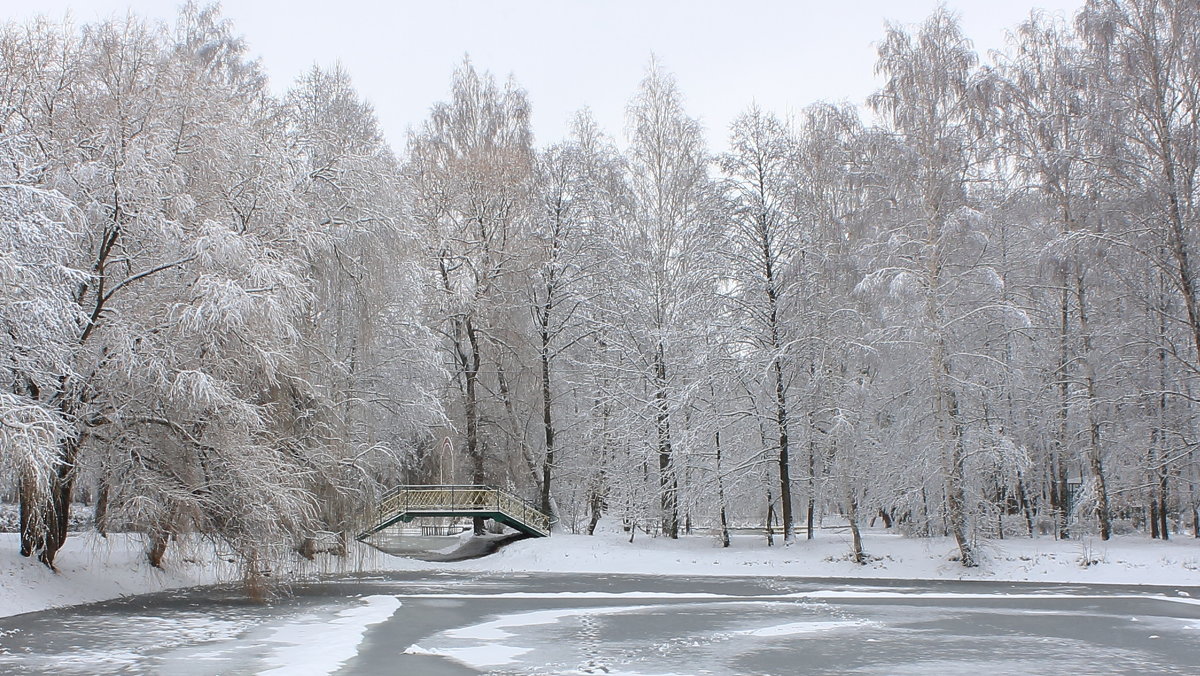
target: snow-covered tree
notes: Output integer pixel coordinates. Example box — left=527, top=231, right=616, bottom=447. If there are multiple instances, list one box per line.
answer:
left=868, top=9, right=1001, bottom=566
left=406, top=59, right=535, bottom=531
left=614, top=62, right=723, bottom=538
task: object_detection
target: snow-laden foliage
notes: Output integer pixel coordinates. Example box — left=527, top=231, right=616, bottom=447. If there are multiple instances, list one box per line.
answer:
left=0, top=5, right=440, bottom=575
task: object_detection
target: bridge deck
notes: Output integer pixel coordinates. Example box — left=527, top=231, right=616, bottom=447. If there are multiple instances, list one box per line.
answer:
left=357, top=485, right=551, bottom=540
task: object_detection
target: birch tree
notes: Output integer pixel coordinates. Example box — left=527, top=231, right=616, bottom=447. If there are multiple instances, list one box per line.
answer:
left=407, top=59, right=535, bottom=531
left=618, top=62, right=722, bottom=538
left=869, top=10, right=991, bottom=566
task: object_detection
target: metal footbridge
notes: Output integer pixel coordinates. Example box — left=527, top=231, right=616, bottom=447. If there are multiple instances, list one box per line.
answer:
left=356, top=485, right=551, bottom=540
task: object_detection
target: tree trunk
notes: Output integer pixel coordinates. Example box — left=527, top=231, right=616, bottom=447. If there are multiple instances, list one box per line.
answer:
left=1016, top=477, right=1035, bottom=537
left=944, top=390, right=975, bottom=566
left=147, top=532, right=169, bottom=569
left=926, top=207, right=975, bottom=566
left=654, top=343, right=678, bottom=539
left=847, top=491, right=865, bottom=565
left=18, top=474, right=37, bottom=559
left=1154, top=301, right=1171, bottom=542
left=540, top=329, right=555, bottom=519
left=1159, top=473, right=1170, bottom=541
left=298, top=536, right=317, bottom=561
left=929, top=306, right=973, bottom=563
left=587, top=489, right=603, bottom=536
left=1054, top=285, right=1071, bottom=540
left=94, top=478, right=109, bottom=538
left=765, top=488, right=775, bottom=547
left=759, top=211, right=795, bottom=545
left=1075, top=276, right=1111, bottom=540
left=587, top=364, right=612, bottom=537
left=21, top=436, right=81, bottom=569
left=458, top=317, right=486, bottom=536
left=806, top=425, right=816, bottom=541
left=770, top=322, right=795, bottom=545
left=716, top=429, right=730, bottom=548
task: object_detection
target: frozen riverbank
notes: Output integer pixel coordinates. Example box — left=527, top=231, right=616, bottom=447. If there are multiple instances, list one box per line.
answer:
left=0, top=532, right=426, bottom=618
left=3, top=527, right=1199, bottom=619
left=458, top=527, right=1200, bottom=587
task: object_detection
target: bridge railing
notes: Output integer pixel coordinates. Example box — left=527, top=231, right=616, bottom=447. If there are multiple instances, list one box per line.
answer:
left=363, top=484, right=550, bottom=538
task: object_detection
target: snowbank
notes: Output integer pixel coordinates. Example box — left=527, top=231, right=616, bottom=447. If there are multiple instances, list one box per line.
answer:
left=452, top=528, right=1200, bottom=588
left=0, top=531, right=423, bottom=618
left=0, top=533, right=231, bottom=618
left=3, top=527, right=1198, bottom=620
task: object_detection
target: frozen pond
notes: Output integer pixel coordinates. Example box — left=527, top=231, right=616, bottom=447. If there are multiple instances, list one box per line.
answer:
left=2, top=572, right=1199, bottom=675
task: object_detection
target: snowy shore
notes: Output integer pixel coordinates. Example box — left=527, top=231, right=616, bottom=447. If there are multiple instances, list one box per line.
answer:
left=0, top=533, right=423, bottom=618
left=455, top=528, right=1200, bottom=588
left=3, top=528, right=1199, bottom=619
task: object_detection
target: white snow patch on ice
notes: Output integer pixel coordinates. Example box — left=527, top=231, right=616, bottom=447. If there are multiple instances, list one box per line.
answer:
left=405, top=642, right=532, bottom=666
left=738, top=619, right=875, bottom=637
left=445, top=604, right=654, bottom=641
left=258, top=594, right=399, bottom=675
left=410, top=604, right=655, bottom=671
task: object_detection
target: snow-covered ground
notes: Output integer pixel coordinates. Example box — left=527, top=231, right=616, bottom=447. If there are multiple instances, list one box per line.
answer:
left=457, top=528, right=1200, bottom=587
left=3, top=526, right=1198, bottom=619
left=0, top=533, right=231, bottom=618
left=0, top=532, right=423, bottom=618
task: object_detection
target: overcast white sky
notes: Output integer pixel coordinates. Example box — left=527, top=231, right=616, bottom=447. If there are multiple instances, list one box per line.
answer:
left=1, top=0, right=1085, bottom=151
